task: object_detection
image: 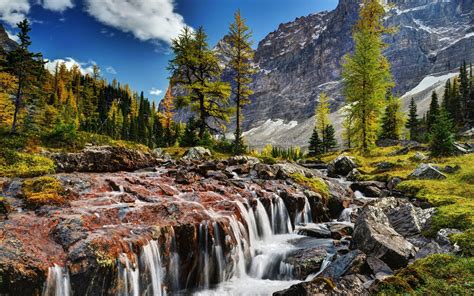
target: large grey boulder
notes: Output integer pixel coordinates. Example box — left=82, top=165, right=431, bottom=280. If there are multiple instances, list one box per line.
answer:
left=352, top=201, right=417, bottom=269
left=182, top=147, right=212, bottom=160
left=274, top=162, right=324, bottom=179
left=387, top=203, right=435, bottom=237
left=409, top=163, right=447, bottom=180
left=327, top=155, right=358, bottom=177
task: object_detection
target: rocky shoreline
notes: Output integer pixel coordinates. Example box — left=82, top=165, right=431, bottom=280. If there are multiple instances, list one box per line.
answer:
left=0, top=147, right=463, bottom=295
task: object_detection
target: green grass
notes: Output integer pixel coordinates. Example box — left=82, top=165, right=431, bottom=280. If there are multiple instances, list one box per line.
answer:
left=376, top=254, right=474, bottom=295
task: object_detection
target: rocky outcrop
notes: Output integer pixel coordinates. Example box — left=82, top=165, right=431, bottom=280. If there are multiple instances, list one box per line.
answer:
left=0, top=24, right=18, bottom=52
left=182, top=146, right=212, bottom=160
left=409, top=163, right=447, bottom=180
left=49, top=145, right=159, bottom=173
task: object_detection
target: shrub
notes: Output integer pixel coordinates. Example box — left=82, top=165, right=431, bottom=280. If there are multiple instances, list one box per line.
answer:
left=21, top=176, right=66, bottom=208
left=0, top=149, right=55, bottom=178
left=42, top=123, right=78, bottom=149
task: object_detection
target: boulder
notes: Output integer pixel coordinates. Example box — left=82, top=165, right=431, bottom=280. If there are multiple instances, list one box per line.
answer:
left=453, top=142, right=474, bottom=154
left=409, top=163, right=447, bottom=180
left=327, top=155, right=358, bottom=177
left=346, top=169, right=361, bottom=181
left=227, top=155, right=260, bottom=166
left=274, top=162, right=324, bottom=179
left=387, top=203, right=435, bottom=237
left=366, top=256, right=393, bottom=278
left=350, top=181, right=386, bottom=198
left=253, top=163, right=279, bottom=179
left=436, top=228, right=462, bottom=246
left=329, top=223, right=354, bottom=240
left=283, top=247, right=329, bottom=279
left=376, top=161, right=395, bottom=171
left=386, top=177, right=402, bottom=191
left=443, top=165, right=461, bottom=174
left=320, top=250, right=367, bottom=280
left=410, top=152, right=429, bottom=162
left=387, top=146, right=409, bottom=156
left=50, top=145, right=158, bottom=173
left=182, top=146, right=212, bottom=160
left=296, top=224, right=332, bottom=238
left=274, top=275, right=369, bottom=296
left=352, top=201, right=416, bottom=269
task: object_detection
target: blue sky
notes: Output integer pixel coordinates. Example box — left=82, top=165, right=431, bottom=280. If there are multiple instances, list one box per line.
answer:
left=1, top=0, right=338, bottom=102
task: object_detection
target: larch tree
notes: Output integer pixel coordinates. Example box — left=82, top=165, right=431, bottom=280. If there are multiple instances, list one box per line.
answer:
left=316, top=92, right=330, bottom=149
left=168, top=26, right=231, bottom=139
left=341, top=0, right=393, bottom=154
left=226, top=10, right=255, bottom=154
left=405, top=97, right=419, bottom=141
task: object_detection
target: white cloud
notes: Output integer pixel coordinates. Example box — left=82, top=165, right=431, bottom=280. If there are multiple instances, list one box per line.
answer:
left=0, top=1, right=31, bottom=26
left=45, top=57, right=96, bottom=76
left=150, top=88, right=163, bottom=96
left=41, top=0, right=74, bottom=12
left=84, top=0, right=188, bottom=44
left=105, top=66, right=117, bottom=74
left=5, top=29, right=20, bottom=43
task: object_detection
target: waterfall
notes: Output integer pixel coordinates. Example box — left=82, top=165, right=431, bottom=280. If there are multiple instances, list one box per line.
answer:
left=117, top=254, right=140, bottom=296
left=227, top=215, right=248, bottom=278
left=212, top=222, right=225, bottom=283
left=141, top=240, right=166, bottom=296
left=169, top=227, right=180, bottom=291
left=198, top=221, right=211, bottom=288
left=294, top=196, right=313, bottom=226
left=254, top=200, right=273, bottom=240
left=271, top=196, right=293, bottom=234
left=42, top=264, right=71, bottom=296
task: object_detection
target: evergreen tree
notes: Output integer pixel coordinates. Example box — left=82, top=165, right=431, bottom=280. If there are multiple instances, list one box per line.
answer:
left=341, top=0, right=393, bottom=154
left=405, top=97, right=419, bottom=141
left=308, top=127, right=323, bottom=157
left=323, top=124, right=338, bottom=152
left=316, top=92, right=330, bottom=147
left=430, top=108, right=455, bottom=157
left=427, top=91, right=439, bottom=131
left=226, top=10, right=255, bottom=154
left=6, top=19, right=43, bottom=133
left=169, top=27, right=231, bottom=139
left=180, top=117, right=199, bottom=147
left=450, top=78, right=462, bottom=126
left=442, top=79, right=451, bottom=116
left=379, top=93, right=404, bottom=140
left=459, top=61, right=469, bottom=123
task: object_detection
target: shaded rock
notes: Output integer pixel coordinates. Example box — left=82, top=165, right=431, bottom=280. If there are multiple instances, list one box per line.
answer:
left=283, top=247, right=329, bottom=279
left=453, top=142, right=474, bottom=154
left=443, top=165, right=461, bottom=174
left=387, top=146, right=409, bottom=156
left=50, top=145, right=158, bottom=173
left=182, top=147, right=212, bottom=160
left=253, top=163, right=279, bottom=179
left=52, top=218, right=88, bottom=249
left=414, top=241, right=446, bottom=260
left=366, top=256, right=392, bottom=277
left=436, top=228, right=462, bottom=246
left=327, top=155, right=358, bottom=177
left=329, top=223, right=354, bottom=240
left=350, top=181, right=386, bottom=198
left=274, top=162, right=323, bottom=179
left=227, top=155, right=260, bottom=166
left=376, top=161, right=395, bottom=171
left=296, top=224, right=331, bottom=238
left=352, top=200, right=416, bottom=269
left=409, top=163, right=447, bottom=180
left=274, top=275, right=369, bottom=296
left=386, top=177, right=402, bottom=191
left=320, top=250, right=367, bottom=280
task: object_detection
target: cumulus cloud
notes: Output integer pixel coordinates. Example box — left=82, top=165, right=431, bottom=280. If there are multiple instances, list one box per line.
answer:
left=0, top=1, right=31, bottom=26
left=41, top=0, right=74, bottom=12
left=150, top=88, right=163, bottom=96
left=105, top=66, right=117, bottom=74
left=45, top=57, right=96, bottom=76
left=84, top=0, right=188, bottom=44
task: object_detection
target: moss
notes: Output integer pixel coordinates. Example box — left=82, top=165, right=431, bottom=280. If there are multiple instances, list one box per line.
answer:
left=290, top=173, right=329, bottom=201
left=259, top=156, right=277, bottom=165
left=21, top=176, right=65, bottom=208
left=0, top=149, right=55, bottom=178
left=376, top=254, right=474, bottom=296
left=451, top=229, right=474, bottom=257
left=89, top=243, right=117, bottom=268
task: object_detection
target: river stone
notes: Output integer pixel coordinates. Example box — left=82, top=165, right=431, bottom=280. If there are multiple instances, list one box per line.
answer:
left=283, top=247, right=329, bottom=279
left=409, top=164, right=447, bottom=180
left=352, top=202, right=416, bottom=269
left=366, top=256, right=393, bottom=277
left=329, top=223, right=354, bottom=240
left=274, top=275, right=369, bottom=296
left=320, top=250, right=367, bottom=280
left=182, top=146, right=212, bottom=160
left=387, top=203, right=434, bottom=237
left=327, top=155, right=358, bottom=177
left=296, top=224, right=332, bottom=238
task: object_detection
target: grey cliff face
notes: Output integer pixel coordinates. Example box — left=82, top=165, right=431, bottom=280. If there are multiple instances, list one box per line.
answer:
left=0, top=24, right=18, bottom=52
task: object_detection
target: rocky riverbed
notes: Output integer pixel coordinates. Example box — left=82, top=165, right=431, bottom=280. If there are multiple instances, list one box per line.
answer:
left=0, top=147, right=462, bottom=295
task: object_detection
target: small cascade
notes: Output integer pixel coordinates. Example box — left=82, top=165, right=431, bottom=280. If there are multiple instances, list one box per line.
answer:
left=227, top=215, right=248, bottom=278
left=42, top=264, right=71, bottom=296
left=212, top=221, right=225, bottom=283
left=338, top=207, right=353, bottom=222
left=278, top=262, right=294, bottom=280
left=254, top=199, right=273, bottom=240
left=169, top=227, right=180, bottom=291
left=198, top=221, right=211, bottom=288
left=305, top=251, right=335, bottom=281
left=141, top=240, right=166, bottom=296
left=294, top=196, right=313, bottom=226
left=271, top=196, right=293, bottom=234
left=117, top=254, right=140, bottom=296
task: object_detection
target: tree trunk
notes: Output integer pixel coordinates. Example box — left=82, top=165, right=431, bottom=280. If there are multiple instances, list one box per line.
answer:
left=198, top=94, right=206, bottom=139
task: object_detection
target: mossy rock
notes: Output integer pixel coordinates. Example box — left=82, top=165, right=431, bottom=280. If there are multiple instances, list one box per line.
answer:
left=21, top=176, right=66, bottom=208
left=290, top=173, right=329, bottom=201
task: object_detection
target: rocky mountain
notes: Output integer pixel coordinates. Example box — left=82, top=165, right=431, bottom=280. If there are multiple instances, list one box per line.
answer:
left=238, top=0, right=473, bottom=148
left=0, top=24, right=18, bottom=52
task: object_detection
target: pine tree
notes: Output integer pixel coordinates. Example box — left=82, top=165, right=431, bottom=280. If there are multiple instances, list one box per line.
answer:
left=430, top=108, right=455, bottom=157
left=180, top=117, right=199, bottom=147
left=341, top=0, right=393, bottom=154
left=405, top=98, right=419, bottom=141
left=6, top=19, right=43, bottom=133
left=379, top=93, right=404, bottom=140
left=226, top=10, right=255, bottom=154
left=450, top=78, right=462, bottom=126
left=427, top=91, right=439, bottom=131
left=442, top=79, right=451, bottom=116
left=308, top=127, right=323, bottom=157
left=323, top=124, right=338, bottom=152
left=459, top=61, right=469, bottom=123
left=169, top=26, right=231, bottom=139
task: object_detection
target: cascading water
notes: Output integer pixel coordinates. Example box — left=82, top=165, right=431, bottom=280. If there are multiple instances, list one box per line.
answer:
left=42, top=264, right=71, bottom=296
left=338, top=207, right=353, bottom=222
left=117, top=254, right=140, bottom=296
left=270, top=195, right=293, bottom=234
left=294, top=196, right=313, bottom=226
left=141, top=240, right=166, bottom=296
